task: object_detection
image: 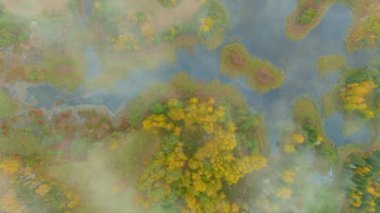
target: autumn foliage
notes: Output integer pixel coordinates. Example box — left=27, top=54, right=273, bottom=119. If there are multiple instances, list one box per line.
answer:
left=340, top=80, right=377, bottom=119
left=138, top=97, right=267, bottom=212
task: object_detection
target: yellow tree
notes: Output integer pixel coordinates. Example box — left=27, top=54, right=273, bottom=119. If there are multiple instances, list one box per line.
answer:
left=138, top=97, right=267, bottom=212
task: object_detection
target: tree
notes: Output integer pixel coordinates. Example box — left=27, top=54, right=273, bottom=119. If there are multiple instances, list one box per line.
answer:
left=138, top=97, right=267, bottom=212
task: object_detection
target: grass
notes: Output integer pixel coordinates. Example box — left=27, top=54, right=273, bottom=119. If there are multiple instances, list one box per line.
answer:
left=316, top=55, right=346, bottom=76
left=0, top=89, right=15, bottom=118
left=6, top=46, right=85, bottom=91
left=321, top=89, right=338, bottom=117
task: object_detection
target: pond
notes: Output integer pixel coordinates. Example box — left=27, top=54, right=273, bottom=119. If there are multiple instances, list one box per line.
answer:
left=27, top=0, right=377, bottom=149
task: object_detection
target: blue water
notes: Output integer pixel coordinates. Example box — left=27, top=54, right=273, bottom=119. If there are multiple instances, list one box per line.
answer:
left=27, top=0, right=379, bottom=149
left=324, top=112, right=373, bottom=145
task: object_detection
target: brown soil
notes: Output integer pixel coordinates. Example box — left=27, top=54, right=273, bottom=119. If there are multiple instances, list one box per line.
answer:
left=229, top=51, right=246, bottom=67
left=254, top=68, right=275, bottom=85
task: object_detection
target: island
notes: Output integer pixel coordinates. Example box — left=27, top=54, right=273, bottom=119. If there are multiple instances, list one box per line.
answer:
left=220, top=42, right=285, bottom=93
left=285, top=0, right=380, bottom=51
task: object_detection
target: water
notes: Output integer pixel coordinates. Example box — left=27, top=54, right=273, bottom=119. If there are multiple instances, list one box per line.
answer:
left=324, top=112, right=373, bottom=145
left=27, top=0, right=377, bottom=148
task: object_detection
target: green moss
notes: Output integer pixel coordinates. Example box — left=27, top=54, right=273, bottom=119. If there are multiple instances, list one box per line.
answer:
left=0, top=89, right=16, bottom=118
left=296, top=8, right=317, bottom=25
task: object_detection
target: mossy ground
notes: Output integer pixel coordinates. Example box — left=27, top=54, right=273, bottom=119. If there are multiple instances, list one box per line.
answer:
left=246, top=58, right=285, bottom=93
left=0, top=89, right=15, bottom=118
left=220, top=42, right=285, bottom=93
left=316, top=55, right=346, bottom=76
left=286, top=0, right=380, bottom=51
left=220, top=42, right=251, bottom=78
left=285, top=0, right=334, bottom=40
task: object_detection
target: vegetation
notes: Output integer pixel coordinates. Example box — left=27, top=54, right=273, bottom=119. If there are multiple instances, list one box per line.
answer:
left=286, top=0, right=380, bottom=51
left=285, top=0, right=333, bottom=40
left=344, top=150, right=380, bottom=212
left=0, top=8, right=29, bottom=48
left=220, top=42, right=285, bottom=93
left=246, top=58, right=285, bottom=93
left=220, top=42, right=251, bottom=77
left=138, top=98, right=267, bottom=212
left=316, top=55, right=346, bottom=76
left=158, top=0, right=183, bottom=8
left=286, top=96, right=337, bottom=162
left=343, top=0, right=380, bottom=51
left=0, top=89, right=15, bottom=118
left=340, top=80, right=377, bottom=119
left=197, top=0, right=229, bottom=49
left=296, top=8, right=317, bottom=25
left=0, top=157, right=81, bottom=213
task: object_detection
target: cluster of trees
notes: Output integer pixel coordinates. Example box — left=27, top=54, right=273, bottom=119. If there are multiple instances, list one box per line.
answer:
left=286, top=97, right=337, bottom=162
left=138, top=97, right=267, bottom=212
left=220, top=42, right=285, bottom=93
left=0, top=157, right=81, bottom=212
left=362, top=15, right=380, bottom=47
left=345, top=151, right=380, bottom=212
left=199, top=17, right=215, bottom=34
left=340, top=80, right=377, bottom=119
left=91, top=0, right=229, bottom=51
